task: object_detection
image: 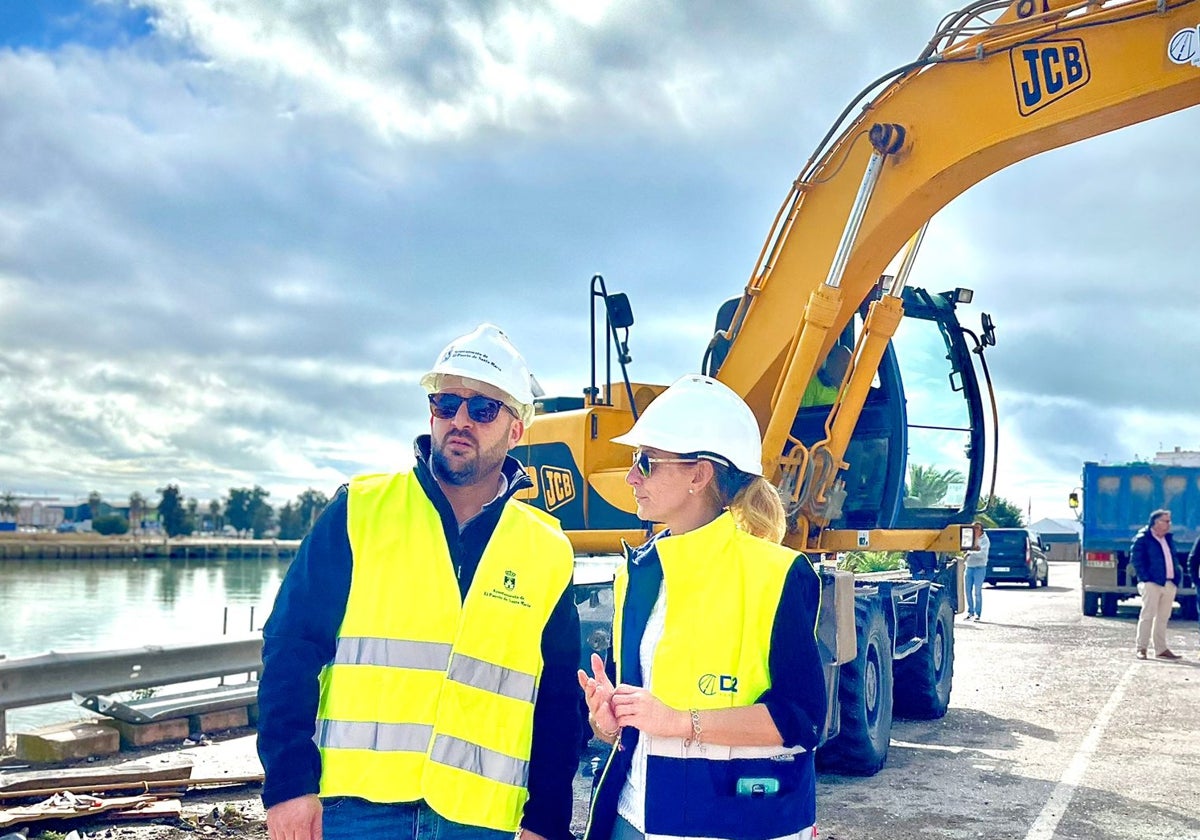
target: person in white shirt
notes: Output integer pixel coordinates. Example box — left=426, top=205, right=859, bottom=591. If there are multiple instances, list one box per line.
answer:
left=962, top=521, right=990, bottom=621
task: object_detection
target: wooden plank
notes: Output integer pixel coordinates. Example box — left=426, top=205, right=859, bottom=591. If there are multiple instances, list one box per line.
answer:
left=0, top=793, right=160, bottom=829
left=0, top=755, right=193, bottom=794
left=106, top=797, right=183, bottom=821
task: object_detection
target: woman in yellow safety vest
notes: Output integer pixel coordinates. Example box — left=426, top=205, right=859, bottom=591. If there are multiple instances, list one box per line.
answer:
left=580, top=374, right=827, bottom=840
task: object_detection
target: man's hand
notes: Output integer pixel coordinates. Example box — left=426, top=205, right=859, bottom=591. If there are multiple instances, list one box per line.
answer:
left=577, top=652, right=618, bottom=736
left=267, top=794, right=322, bottom=840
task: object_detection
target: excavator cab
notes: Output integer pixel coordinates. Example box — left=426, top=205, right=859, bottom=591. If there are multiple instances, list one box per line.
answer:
left=517, top=279, right=994, bottom=547
left=707, top=283, right=991, bottom=536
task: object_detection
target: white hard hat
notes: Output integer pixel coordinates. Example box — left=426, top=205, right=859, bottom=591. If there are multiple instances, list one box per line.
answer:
left=611, top=374, right=763, bottom=475
left=420, top=324, right=542, bottom=424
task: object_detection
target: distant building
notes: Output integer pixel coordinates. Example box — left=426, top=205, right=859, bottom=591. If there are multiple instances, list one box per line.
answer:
left=1153, top=446, right=1200, bottom=467
left=1029, top=517, right=1082, bottom=562
left=8, top=496, right=67, bottom=530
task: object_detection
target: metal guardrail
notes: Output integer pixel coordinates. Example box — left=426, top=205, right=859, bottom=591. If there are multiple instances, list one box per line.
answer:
left=0, top=635, right=263, bottom=743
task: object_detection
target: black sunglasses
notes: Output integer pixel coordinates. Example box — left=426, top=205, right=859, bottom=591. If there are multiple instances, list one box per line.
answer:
left=428, top=393, right=511, bottom=423
left=632, top=450, right=699, bottom=478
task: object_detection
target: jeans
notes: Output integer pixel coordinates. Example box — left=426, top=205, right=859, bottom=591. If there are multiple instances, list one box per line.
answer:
left=322, top=797, right=515, bottom=840
left=964, top=565, right=986, bottom=617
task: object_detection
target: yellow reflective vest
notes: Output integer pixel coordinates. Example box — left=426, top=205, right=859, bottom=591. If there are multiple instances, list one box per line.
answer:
left=316, top=470, right=574, bottom=832
left=600, top=513, right=817, bottom=840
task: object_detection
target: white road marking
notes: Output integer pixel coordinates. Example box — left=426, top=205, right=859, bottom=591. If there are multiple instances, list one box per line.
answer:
left=1023, top=663, right=1137, bottom=840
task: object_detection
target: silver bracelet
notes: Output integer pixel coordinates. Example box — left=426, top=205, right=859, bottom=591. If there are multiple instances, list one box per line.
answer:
left=684, top=708, right=702, bottom=746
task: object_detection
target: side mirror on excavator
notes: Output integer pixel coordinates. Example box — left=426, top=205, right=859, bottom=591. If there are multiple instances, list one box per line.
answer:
left=980, top=312, right=996, bottom=346
left=605, top=292, right=635, bottom=364
left=605, top=293, right=635, bottom=330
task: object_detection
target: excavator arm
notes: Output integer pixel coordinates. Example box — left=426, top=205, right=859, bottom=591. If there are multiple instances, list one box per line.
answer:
left=716, top=0, right=1200, bottom=551
left=520, top=0, right=1200, bottom=556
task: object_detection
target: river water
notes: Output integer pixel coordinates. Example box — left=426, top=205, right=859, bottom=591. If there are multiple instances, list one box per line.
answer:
left=0, top=556, right=291, bottom=734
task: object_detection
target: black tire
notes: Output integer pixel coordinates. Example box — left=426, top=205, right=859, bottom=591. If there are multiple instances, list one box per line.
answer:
left=894, top=588, right=954, bottom=720
left=1082, top=590, right=1099, bottom=616
left=1101, top=593, right=1119, bottom=617
left=1027, top=573, right=1037, bottom=589
left=1179, top=595, right=1198, bottom=621
left=817, top=598, right=894, bottom=776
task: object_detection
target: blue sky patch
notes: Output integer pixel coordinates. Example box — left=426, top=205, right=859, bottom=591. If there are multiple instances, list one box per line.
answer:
left=0, top=0, right=153, bottom=51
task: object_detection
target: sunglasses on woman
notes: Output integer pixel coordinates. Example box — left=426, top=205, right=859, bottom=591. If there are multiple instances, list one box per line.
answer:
left=632, top=450, right=699, bottom=478
left=428, top=393, right=512, bottom=423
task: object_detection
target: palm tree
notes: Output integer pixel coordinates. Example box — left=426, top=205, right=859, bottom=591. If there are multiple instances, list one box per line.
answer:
left=129, top=492, right=146, bottom=531
left=87, top=490, right=103, bottom=521
left=907, top=464, right=966, bottom=507
left=0, top=492, right=19, bottom=522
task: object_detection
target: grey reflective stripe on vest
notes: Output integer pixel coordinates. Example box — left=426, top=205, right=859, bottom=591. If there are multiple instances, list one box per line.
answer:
left=430, top=734, right=529, bottom=788
left=447, top=653, right=538, bottom=704
left=316, top=719, right=433, bottom=752
left=334, top=636, right=452, bottom=670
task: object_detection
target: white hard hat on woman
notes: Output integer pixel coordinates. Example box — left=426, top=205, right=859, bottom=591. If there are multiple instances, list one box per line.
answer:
left=613, top=373, right=785, bottom=542
left=612, top=373, right=763, bottom=475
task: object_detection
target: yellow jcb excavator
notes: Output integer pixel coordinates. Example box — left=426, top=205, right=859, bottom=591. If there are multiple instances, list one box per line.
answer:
left=517, top=0, right=1200, bottom=775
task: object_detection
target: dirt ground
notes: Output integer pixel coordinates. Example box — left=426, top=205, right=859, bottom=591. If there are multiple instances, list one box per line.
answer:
left=6, top=566, right=1199, bottom=840
left=1, top=728, right=267, bottom=840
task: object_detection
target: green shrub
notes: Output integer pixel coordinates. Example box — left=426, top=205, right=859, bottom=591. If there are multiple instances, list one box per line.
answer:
left=838, top=550, right=907, bottom=573
left=92, top=514, right=130, bottom=535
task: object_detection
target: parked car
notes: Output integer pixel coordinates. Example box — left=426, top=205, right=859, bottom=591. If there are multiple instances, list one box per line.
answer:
left=985, top=528, right=1049, bottom=588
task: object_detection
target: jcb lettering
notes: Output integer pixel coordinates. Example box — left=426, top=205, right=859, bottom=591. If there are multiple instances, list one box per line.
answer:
left=1010, top=40, right=1089, bottom=116
left=541, top=466, right=576, bottom=512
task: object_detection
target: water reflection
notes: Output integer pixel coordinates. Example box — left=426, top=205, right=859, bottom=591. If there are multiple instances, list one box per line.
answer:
left=0, top=556, right=290, bottom=732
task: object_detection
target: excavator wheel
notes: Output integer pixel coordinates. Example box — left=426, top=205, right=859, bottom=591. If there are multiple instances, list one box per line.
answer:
left=893, top=586, right=954, bottom=720
left=816, top=598, right=893, bottom=776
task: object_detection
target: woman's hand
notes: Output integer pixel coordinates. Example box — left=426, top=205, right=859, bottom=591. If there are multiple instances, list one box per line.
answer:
left=611, top=685, right=688, bottom=738
left=577, top=653, right=619, bottom=737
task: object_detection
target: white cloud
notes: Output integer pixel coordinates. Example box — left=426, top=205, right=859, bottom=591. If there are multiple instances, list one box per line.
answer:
left=0, top=0, right=1196, bottom=530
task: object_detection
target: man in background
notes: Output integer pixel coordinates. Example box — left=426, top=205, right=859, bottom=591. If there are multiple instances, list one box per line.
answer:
left=1130, top=509, right=1182, bottom=660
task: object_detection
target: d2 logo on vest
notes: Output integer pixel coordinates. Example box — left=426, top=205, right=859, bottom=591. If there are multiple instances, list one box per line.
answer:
left=1010, top=39, right=1089, bottom=116
left=698, top=673, right=739, bottom=696
left=541, top=466, right=576, bottom=512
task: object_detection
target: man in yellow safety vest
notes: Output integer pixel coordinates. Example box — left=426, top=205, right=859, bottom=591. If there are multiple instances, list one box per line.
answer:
left=257, top=324, right=582, bottom=840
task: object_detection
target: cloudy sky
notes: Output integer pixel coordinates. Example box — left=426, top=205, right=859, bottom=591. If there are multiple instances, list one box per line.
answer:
left=1, top=0, right=1197, bottom=525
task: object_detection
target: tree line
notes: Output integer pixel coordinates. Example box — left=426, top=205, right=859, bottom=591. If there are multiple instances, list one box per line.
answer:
left=83, top=486, right=331, bottom=540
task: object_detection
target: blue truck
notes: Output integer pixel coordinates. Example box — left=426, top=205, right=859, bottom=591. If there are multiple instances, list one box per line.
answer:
left=1078, top=462, right=1199, bottom=619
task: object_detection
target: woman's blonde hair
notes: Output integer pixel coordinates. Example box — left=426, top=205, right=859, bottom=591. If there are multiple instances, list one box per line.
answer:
left=706, top=460, right=787, bottom=544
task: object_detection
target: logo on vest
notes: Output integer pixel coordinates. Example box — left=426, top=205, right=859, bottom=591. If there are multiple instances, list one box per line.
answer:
left=698, top=673, right=739, bottom=696
left=485, top=569, right=531, bottom=608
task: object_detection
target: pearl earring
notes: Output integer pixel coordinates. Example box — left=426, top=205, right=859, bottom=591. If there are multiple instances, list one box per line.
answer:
left=688, top=489, right=694, bottom=495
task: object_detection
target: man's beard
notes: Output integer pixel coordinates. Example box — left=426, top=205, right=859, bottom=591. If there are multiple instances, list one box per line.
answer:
left=431, top=430, right=510, bottom=486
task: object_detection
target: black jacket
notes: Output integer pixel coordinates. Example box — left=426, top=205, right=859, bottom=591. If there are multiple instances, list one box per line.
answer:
left=1129, top=526, right=1179, bottom=586
left=256, top=436, right=582, bottom=840
left=1188, top=538, right=1199, bottom=587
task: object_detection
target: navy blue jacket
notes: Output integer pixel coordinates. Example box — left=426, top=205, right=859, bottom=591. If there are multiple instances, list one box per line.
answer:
left=1130, top=527, right=1179, bottom=586
left=585, top=532, right=827, bottom=840
left=256, top=436, right=582, bottom=840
